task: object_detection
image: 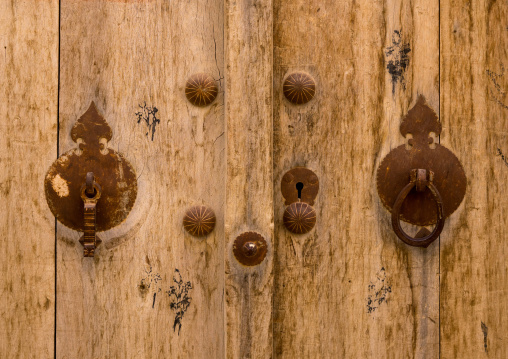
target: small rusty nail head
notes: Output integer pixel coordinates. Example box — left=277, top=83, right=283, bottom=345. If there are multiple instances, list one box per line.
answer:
left=233, top=232, right=267, bottom=266
left=242, top=242, right=258, bottom=257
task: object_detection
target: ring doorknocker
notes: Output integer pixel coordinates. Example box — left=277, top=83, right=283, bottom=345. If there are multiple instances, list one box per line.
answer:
left=377, top=96, right=466, bottom=247
left=391, top=169, right=445, bottom=247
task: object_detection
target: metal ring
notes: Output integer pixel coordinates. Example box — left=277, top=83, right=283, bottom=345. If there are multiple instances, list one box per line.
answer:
left=80, top=182, right=102, bottom=201
left=391, top=179, right=445, bottom=247
left=85, top=172, right=95, bottom=195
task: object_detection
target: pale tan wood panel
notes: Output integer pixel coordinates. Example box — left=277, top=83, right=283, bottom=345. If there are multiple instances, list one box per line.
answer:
left=273, top=0, right=439, bottom=357
left=57, top=1, right=224, bottom=357
left=440, top=0, right=508, bottom=357
left=0, top=1, right=59, bottom=357
left=224, top=0, right=274, bottom=358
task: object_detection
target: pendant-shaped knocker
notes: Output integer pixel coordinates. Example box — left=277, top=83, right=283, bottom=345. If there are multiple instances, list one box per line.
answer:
left=376, top=96, right=466, bottom=247
left=44, top=102, right=138, bottom=256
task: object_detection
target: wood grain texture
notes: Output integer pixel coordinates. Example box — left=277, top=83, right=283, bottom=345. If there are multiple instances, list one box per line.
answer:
left=224, top=0, right=274, bottom=357
left=3, top=1, right=506, bottom=357
left=0, top=1, right=58, bottom=357
left=57, top=1, right=224, bottom=357
left=440, top=0, right=508, bottom=357
left=273, top=0, right=439, bottom=357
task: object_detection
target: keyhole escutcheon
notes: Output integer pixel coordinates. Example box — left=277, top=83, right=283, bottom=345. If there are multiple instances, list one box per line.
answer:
left=296, top=182, right=304, bottom=199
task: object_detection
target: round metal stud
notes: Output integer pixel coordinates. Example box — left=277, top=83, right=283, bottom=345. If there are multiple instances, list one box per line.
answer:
left=242, top=242, right=258, bottom=257
left=183, top=205, right=216, bottom=237
left=233, top=232, right=267, bottom=266
left=283, top=72, right=316, bottom=105
left=185, top=73, right=218, bottom=107
left=283, top=202, right=316, bottom=234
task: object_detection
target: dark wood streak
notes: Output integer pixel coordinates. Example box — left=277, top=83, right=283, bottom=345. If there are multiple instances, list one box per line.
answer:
left=497, top=148, right=508, bottom=167
left=136, top=102, right=160, bottom=141
left=385, top=30, right=411, bottom=94
left=481, top=322, right=488, bottom=353
left=167, top=269, right=192, bottom=336
left=486, top=65, right=508, bottom=110
left=366, top=268, right=392, bottom=314
left=139, top=266, right=162, bottom=308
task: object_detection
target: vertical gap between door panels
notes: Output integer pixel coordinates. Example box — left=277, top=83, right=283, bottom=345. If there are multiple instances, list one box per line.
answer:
left=438, top=0, right=441, bottom=357
left=54, top=1, right=61, bottom=358
left=270, top=2, right=275, bottom=358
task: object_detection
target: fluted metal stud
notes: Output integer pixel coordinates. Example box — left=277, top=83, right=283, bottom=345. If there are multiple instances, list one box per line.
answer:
left=283, top=72, right=316, bottom=105
left=185, top=73, right=218, bottom=107
left=183, top=205, right=216, bottom=237
left=283, top=202, right=316, bottom=234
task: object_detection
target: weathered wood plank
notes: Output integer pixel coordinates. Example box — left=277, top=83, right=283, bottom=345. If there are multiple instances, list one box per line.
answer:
left=272, top=0, right=439, bottom=357
left=57, top=1, right=224, bottom=357
left=224, top=0, right=274, bottom=357
left=0, top=0, right=59, bottom=357
left=440, top=0, right=508, bottom=357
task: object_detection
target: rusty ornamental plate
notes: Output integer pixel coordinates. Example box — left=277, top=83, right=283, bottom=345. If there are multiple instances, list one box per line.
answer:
left=45, top=102, right=137, bottom=232
left=377, top=96, right=466, bottom=226
left=281, top=167, right=319, bottom=206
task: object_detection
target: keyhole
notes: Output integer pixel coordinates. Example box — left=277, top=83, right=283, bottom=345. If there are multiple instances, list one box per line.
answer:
left=296, top=182, right=304, bottom=199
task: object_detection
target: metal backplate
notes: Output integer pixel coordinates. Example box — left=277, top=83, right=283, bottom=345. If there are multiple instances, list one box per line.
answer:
left=45, top=102, right=137, bottom=232
left=377, top=96, right=466, bottom=226
left=281, top=167, right=319, bottom=206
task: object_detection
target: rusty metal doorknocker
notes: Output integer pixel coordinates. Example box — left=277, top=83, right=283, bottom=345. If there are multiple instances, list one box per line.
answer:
left=45, top=102, right=138, bottom=257
left=377, top=96, right=466, bottom=247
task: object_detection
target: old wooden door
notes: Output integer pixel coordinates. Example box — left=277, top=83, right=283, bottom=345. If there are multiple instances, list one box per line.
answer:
left=2, top=0, right=507, bottom=358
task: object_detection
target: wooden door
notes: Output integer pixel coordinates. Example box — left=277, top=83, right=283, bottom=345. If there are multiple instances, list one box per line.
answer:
left=1, top=0, right=507, bottom=358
